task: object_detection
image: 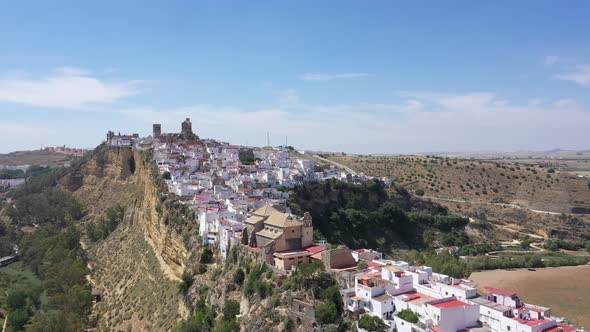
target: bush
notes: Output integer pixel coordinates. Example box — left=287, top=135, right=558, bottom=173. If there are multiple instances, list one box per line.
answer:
left=358, top=314, right=387, bottom=331
left=212, top=319, right=240, bottom=332
left=222, top=300, right=240, bottom=320
left=398, top=308, right=419, bottom=323
left=179, top=271, right=194, bottom=294
left=520, top=238, right=533, bottom=249
left=233, top=268, right=245, bottom=286
left=415, top=189, right=425, bottom=196
left=200, top=246, right=214, bottom=264
left=6, top=289, right=28, bottom=310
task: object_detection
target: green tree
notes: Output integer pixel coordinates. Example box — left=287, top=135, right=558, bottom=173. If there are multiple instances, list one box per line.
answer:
left=8, top=308, right=30, bottom=331
left=315, top=301, right=338, bottom=325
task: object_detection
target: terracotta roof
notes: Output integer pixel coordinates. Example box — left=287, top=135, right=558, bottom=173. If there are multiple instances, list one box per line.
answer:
left=266, top=212, right=301, bottom=228
left=373, top=294, right=392, bottom=301
left=310, top=252, right=323, bottom=260
left=303, top=245, right=325, bottom=254
left=273, top=250, right=313, bottom=258
left=245, top=215, right=265, bottom=225
left=513, top=317, right=549, bottom=327
left=430, top=298, right=471, bottom=309
left=256, top=229, right=282, bottom=240
left=485, top=286, right=516, bottom=297
left=542, top=324, right=577, bottom=332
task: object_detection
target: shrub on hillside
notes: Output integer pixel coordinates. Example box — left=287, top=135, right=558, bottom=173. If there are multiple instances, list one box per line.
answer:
left=358, top=314, right=387, bottom=331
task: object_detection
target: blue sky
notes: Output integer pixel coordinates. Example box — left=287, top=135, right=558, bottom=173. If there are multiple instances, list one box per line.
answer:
left=1, top=1, right=589, bottom=153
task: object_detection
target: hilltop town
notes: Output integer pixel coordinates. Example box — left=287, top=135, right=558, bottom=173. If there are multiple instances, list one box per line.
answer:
left=98, top=118, right=585, bottom=332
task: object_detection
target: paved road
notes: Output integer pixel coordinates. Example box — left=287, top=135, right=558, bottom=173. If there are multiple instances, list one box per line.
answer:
left=312, top=155, right=358, bottom=175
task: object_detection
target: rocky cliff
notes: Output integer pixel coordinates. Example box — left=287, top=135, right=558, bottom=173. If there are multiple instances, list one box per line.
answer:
left=60, top=146, right=189, bottom=331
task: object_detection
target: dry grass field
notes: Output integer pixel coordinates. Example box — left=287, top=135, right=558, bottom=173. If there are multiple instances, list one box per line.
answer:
left=0, top=149, right=77, bottom=166
left=328, top=155, right=590, bottom=214
left=470, top=265, right=590, bottom=328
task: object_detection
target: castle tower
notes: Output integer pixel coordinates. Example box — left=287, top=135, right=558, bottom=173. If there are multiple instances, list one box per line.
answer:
left=181, top=118, right=193, bottom=136
left=153, top=124, right=161, bottom=138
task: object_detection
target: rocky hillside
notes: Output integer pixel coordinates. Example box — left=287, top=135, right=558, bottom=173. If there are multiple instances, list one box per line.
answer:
left=59, top=146, right=189, bottom=331
left=327, top=155, right=590, bottom=241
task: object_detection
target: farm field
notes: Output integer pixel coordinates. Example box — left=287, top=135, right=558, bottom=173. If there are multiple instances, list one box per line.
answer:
left=470, top=265, right=590, bottom=328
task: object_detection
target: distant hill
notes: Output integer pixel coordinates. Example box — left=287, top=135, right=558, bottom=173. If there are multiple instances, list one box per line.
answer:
left=0, top=149, right=80, bottom=167
left=326, top=154, right=590, bottom=240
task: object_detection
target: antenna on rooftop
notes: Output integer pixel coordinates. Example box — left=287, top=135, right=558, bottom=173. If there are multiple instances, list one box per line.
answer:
left=266, top=132, right=270, bottom=147
left=285, top=136, right=288, bottom=147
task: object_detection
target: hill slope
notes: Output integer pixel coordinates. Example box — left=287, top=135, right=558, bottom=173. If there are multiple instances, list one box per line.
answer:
left=327, top=155, right=590, bottom=240
left=59, top=146, right=189, bottom=331
left=0, top=150, right=79, bottom=167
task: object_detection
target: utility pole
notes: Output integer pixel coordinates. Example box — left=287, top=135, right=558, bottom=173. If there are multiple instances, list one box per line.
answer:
left=266, top=132, right=270, bottom=147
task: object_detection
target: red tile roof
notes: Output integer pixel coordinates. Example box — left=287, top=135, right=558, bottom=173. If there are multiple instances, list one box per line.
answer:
left=543, top=324, right=577, bottom=332
left=367, top=261, right=382, bottom=268
left=513, top=317, right=549, bottom=327
left=303, top=245, right=325, bottom=254
left=485, top=286, right=516, bottom=297
left=431, top=298, right=471, bottom=309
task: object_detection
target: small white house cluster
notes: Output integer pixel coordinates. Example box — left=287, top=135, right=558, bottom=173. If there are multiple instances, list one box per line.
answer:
left=344, top=251, right=583, bottom=332
left=149, top=127, right=358, bottom=262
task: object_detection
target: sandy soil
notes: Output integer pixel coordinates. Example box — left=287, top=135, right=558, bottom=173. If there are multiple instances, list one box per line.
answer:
left=470, top=265, right=590, bottom=328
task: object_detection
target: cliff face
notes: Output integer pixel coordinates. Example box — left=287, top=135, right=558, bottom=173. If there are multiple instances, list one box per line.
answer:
left=60, top=146, right=189, bottom=331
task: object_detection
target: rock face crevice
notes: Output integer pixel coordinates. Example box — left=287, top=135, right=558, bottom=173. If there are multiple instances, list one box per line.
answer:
left=61, top=146, right=188, bottom=331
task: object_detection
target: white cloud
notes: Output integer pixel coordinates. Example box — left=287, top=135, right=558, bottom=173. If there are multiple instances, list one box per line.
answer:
left=0, top=67, right=141, bottom=109
left=400, top=91, right=498, bottom=111
left=121, top=92, right=590, bottom=154
left=544, top=55, right=559, bottom=65
left=556, top=64, right=590, bottom=86
left=554, top=98, right=577, bottom=108
left=298, top=73, right=370, bottom=81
